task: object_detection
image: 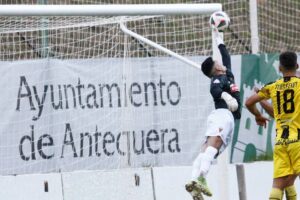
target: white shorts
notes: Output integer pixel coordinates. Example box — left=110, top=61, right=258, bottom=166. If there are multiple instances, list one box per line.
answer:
left=204, top=108, right=235, bottom=153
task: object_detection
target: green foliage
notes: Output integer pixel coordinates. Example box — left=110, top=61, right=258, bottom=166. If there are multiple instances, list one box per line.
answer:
left=255, top=152, right=273, bottom=161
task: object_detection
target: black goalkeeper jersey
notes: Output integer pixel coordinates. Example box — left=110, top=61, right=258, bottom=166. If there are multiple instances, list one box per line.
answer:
left=210, top=44, right=241, bottom=120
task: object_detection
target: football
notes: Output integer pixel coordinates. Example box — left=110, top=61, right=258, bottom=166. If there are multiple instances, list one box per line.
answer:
left=209, top=11, right=230, bottom=31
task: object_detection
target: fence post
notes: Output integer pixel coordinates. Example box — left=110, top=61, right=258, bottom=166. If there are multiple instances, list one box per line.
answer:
left=249, top=0, right=260, bottom=53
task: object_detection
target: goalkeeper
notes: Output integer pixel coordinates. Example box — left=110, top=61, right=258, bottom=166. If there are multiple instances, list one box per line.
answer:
left=185, top=28, right=241, bottom=199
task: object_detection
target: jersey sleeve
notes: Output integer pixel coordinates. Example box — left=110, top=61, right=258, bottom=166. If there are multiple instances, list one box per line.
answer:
left=219, top=44, right=236, bottom=83
left=218, top=44, right=231, bottom=71
left=257, top=84, right=272, bottom=99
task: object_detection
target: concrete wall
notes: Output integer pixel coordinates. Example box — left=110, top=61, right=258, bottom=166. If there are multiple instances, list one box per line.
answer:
left=0, top=173, right=63, bottom=200
left=1, top=162, right=299, bottom=200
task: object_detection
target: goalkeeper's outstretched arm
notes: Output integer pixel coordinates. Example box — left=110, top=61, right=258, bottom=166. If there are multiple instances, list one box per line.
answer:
left=219, top=44, right=231, bottom=71
left=214, top=29, right=232, bottom=72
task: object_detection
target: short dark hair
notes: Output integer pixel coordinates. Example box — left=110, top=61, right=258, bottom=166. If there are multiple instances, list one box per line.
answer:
left=279, top=51, right=297, bottom=70
left=201, top=57, right=214, bottom=78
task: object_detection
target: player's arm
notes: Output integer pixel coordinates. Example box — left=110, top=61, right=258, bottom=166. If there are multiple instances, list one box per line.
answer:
left=253, top=87, right=274, bottom=118
left=214, top=29, right=231, bottom=71
left=245, top=93, right=269, bottom=127
left=219, top=44, right=231, bottom=71
left=260, top=101, right=274, bottom=118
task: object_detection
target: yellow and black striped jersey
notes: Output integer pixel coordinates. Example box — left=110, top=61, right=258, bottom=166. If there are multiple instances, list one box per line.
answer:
left=258, top=77, right=300, bottom=143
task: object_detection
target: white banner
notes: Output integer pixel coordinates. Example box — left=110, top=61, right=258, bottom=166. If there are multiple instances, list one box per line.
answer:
left=0, top=56, right=232, bottom=175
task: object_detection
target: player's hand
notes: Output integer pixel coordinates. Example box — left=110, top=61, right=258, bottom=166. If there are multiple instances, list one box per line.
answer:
left=255, top=115, right=269, bottom=128
left=212, top=27, right=219, bottom=33
left=253, top=87, right=260, bottom=93
left=221, top=92, right=238, bottom=112
left=226, top=98, right=238, bottom=112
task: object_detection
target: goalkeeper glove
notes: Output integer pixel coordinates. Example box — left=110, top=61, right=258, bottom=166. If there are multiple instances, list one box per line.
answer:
left=221, top=92, right=238, bottom=112
left=213, top=28, right=224, bottom=46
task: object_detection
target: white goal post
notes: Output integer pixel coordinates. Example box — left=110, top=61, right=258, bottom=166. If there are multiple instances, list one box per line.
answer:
left=0, top=4, right=222, bottom=69
left=0, top=4, right=221, bottom=16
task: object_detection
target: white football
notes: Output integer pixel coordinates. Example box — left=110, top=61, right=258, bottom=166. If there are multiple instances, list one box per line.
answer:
left=209, top=11, right=230, bottom=31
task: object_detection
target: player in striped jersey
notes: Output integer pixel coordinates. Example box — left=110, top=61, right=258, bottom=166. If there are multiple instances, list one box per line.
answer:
left=246, top=52, right=299, bottom=200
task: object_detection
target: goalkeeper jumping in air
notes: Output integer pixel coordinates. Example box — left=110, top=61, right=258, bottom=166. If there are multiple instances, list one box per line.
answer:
left=185, top=29, right=241, bottom=200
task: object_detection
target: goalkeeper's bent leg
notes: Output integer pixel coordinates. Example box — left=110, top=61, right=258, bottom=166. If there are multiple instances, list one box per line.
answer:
left=191, top=153, right=204, bottom=180
left=199, top=146, right=218, bottom=177
left=269, top=188, right=283, bottom=200
left=195, top=146, right=217, bottom=197
left=285, top=185, right=297, bottom=200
